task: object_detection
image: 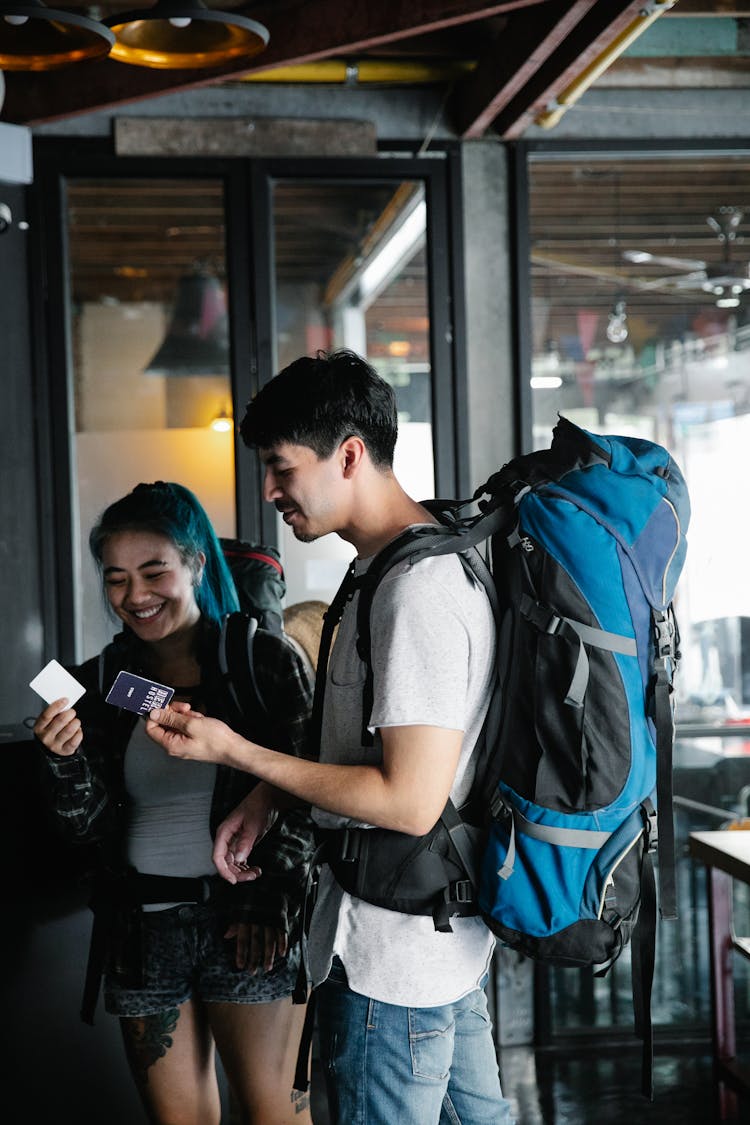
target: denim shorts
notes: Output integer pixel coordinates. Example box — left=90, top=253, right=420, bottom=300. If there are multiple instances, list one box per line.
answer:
left=104, top=902, right=301, bottom=1017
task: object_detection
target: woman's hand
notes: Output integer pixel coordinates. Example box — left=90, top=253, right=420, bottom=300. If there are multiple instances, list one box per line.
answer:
left=226, top=921, right=288, bottom=974
left=33, top=698, right=82, bottom=757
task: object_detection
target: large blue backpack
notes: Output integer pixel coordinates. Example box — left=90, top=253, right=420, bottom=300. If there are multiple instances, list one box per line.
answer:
left=310, top=414, right=689, bottom=1098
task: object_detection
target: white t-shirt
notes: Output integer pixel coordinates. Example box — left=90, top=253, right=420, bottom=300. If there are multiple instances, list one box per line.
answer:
left=308, top=545, right=497, bottom=1006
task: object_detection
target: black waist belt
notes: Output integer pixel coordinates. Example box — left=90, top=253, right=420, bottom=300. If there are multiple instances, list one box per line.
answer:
left=80, top=871, right=219, bottom=1025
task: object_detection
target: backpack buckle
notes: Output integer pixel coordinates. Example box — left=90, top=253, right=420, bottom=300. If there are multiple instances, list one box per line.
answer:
left=339, top=827, right=362, bottom=863
left=653, top=612, right=675, bottom=659
left=451, top=880, right=475, bottom=904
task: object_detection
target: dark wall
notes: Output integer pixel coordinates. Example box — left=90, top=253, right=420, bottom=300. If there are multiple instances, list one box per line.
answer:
left=1, top=750, right=226, bottom=1122
left=0, top=183, right=44, bottom=742
left=0, top=183, right=165, bottom=1121
left=0, top=176, right=235, bottom=1124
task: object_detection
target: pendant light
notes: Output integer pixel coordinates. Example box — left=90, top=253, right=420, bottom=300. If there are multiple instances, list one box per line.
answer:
left=106, top=0, right=269, bottom=69
left=606, top=172, right=628, bottom=345
left=0, top=0, right=114, bottom=70
left=144, top=270, right=230, bottom=377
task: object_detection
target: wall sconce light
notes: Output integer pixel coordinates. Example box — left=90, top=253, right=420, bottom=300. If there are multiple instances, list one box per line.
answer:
left=106, top=0, right=269, bottom=69
left=210, top=406, right=233, bottom=433
left=535, top=0, right=677, bottom=130
left=0, top=0, right=114, bottom=70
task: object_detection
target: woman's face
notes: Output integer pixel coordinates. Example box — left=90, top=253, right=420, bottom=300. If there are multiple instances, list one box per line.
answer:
left=101, top=530, right=204, bottom=644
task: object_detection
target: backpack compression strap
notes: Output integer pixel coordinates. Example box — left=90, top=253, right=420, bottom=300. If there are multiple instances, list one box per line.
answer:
left=630, top=799, right=658, bottom=1100
left=652, top=606, right=679, bottom=921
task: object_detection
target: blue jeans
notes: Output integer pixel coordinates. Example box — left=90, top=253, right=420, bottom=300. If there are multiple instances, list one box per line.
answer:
left=316, top=957, right=515, bottom=1125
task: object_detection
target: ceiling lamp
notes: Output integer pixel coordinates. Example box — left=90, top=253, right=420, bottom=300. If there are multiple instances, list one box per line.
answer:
left=106, top=0, right=269, bottom=69
left=144, top=271, right=230, bottom=376
left=0, top=0, right=114, bottom=70
left=606, top=300, right=628, bottom=345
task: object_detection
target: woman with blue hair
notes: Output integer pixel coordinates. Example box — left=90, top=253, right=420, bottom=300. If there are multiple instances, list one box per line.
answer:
left=33, top=481, right=314, bottom=1125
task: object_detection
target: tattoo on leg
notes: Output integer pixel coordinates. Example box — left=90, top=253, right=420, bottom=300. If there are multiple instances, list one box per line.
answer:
left=122, top=1009, right=180, bottom=1087
left=291, top=1088, right=310, bottom=1115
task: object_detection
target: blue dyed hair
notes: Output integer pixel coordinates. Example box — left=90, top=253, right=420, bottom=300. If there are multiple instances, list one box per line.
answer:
left=89, top=481, right=239, bottom=625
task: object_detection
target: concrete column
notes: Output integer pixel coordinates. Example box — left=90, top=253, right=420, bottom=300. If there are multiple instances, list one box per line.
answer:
left=459, top=140, right=516, bottom=488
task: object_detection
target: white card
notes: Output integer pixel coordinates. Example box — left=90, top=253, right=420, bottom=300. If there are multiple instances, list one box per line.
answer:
left=29, top=659, right=86, bottom=707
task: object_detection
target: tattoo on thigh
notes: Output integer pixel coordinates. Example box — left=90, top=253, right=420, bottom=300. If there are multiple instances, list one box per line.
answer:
left=291, top=1088, right=310, bottom=1115
left=121, top=1009, right=180, bottom=1086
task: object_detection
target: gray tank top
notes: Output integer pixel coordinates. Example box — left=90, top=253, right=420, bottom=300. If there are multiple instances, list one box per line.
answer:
left=124, top=719, right=217, bottom=910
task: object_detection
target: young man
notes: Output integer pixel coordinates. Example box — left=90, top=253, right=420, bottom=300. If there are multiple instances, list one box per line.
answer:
left=147, top=349, right=515, bottom=1125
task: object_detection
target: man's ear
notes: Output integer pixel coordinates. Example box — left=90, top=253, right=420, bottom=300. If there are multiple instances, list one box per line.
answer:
left=340, top=435, right=367, bottom=478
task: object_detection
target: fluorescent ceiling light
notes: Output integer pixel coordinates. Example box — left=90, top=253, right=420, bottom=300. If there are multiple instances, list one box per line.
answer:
left=530, top=375, right=563, bottom=390
left=359, top=200, right=426, bottom=303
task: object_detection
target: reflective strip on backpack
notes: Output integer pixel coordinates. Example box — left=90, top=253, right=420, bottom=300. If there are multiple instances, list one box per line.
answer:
left=519, top=594, right=637, bottom=708
left=513, top=803, right=611, bottom=849
left=491, top=789, right=611, bottom=879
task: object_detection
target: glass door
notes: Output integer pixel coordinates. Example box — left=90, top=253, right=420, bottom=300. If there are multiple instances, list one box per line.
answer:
left=65, top=176, right=237, bottom=659
left=269, top=176, right=437, bottom=606
left=43, top=150, right=459, bottom=658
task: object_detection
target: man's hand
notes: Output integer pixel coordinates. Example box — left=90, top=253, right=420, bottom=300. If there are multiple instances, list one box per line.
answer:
left=213, top=784, right=278, bottom=884
left=145, top=703, right=238, bottom=766
left=226, top=921, right=288, bottom=973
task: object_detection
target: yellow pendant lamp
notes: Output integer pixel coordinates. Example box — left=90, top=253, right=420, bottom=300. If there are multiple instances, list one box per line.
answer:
left=106, top=0, right=269, bottom=69
left=0, top=0, right=114, bottom=70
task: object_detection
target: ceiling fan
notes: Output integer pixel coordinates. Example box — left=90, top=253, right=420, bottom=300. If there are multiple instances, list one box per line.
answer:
left=622, top=206, right=750, bottom=306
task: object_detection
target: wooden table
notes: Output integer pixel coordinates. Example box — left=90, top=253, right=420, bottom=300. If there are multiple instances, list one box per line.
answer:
left=689, top=830, right=750, bottom=1121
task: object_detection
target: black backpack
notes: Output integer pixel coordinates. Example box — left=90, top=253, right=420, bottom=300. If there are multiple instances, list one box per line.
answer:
left=217, top=538, right=286, bottom=725
left=309, top=416, right=690, bottom=1098
left=219, top=538, right=285, bottom=634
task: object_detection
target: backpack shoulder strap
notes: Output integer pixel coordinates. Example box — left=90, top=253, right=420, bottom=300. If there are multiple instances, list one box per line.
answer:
left=354, top=520, right=502, bottom=747
left=308, top=561, right=360, bottom=758
left=218, top=611, right=264, bottom=722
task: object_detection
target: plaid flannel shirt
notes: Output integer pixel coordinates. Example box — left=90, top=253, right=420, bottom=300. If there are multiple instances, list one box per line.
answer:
left=39, top=616, right=315, bottom=937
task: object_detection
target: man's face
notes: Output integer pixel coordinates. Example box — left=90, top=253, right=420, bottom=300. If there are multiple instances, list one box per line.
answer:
left=260, top=441, right=342, bottom=543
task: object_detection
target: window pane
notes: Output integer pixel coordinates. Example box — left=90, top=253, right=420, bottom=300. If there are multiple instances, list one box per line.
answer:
left=67, top=178, right=236, bottom=658
left=528, top=152, right=750, bottom=1039
left=529, top=155, right=750, bottom=730
left=271, top=179, right=433, bottom=605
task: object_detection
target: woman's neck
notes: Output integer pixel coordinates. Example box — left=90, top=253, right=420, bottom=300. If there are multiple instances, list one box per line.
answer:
left=142, top=622, right=202, bottom=688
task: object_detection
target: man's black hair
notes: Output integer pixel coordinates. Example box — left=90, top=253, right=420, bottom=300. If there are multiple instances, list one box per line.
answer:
left=240, top=349, right=398, bottom=467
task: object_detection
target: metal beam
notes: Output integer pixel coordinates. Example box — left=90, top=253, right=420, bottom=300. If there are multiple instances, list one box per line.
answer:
left=666, top=1, right=750, bottom=14
left=486, top=0, right=657, bottom=139
left=597, top=56, right=750, bottom=88
left=450, top=0, right=599, bottom=138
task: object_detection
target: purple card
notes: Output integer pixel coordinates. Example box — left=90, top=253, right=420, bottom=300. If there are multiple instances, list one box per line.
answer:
left=105, top=670, right=174, bottom=715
